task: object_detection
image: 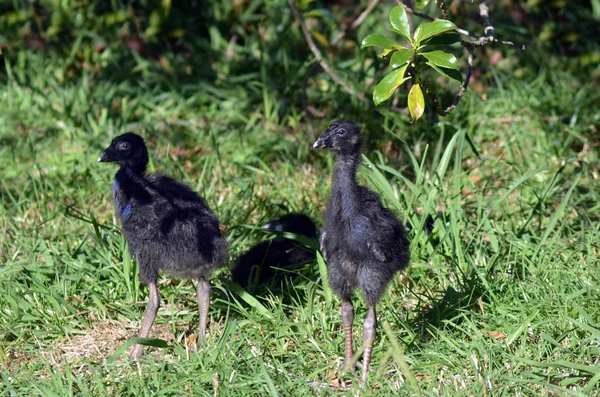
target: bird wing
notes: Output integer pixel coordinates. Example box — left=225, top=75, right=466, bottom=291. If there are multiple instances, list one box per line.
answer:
left=354, top=189, right=401, bottom=263
left=367, top=240, right=387, bottom=262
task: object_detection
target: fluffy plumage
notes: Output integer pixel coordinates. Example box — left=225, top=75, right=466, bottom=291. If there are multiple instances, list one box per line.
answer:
left=231, top=213, right=317, bottom=288
left=99, top=133, right=227, bottom=359
left=314, top=120, right=410, bottom=384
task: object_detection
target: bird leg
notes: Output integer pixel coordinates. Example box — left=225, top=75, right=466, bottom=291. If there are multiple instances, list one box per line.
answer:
left=340, top=298, right=360, bottom=373
left=360, top=305, right=377, bottom=386
left=130, top=282, right=160, bottom=360
left=196, top=277, right=211, bottom=350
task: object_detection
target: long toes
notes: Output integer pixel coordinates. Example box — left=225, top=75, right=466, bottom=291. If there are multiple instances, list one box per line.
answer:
left=339, top=359, right=362, bottom=375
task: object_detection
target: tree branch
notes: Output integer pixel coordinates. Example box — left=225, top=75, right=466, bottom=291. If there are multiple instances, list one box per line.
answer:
left=331, top=0, right=381, bottom=46
left=424, top=43, right=474, bottom=117
left=398, top=0, right=525, bottom=49
left=289, top=0, right=369, bottom=104
left=438, top=0, right=449, bottom=20
left=479, top=0, right=494, bottom=38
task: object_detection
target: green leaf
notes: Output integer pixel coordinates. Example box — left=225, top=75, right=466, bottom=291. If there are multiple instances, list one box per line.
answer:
left=361, top=34, right=403, bottom=50
left=389, top=6, right=411, bottom=42
left=422, top=32, right=461, bottom=46
left=373, top=65, right=410, bottom=106
left=303, top=8, right=335, bottom=20
left=422, top=50, right=460, bottom=69
left=107, top=337, right=170, bottom=363
left=311, top=30, right=330, bottom=48
left=408, top=83, right=425, bottom=122
left=414, top=20, right=457, bottom=45
left=532, top=173, right=581, bottom=260
left=226, top=279, right=273, bottom=319
left=426, top=62, right=462, bottom=82
left=390, top=48, right=413, bottom=69
left=316, top=252, right=332, bottom=306
left=507, top=311, right=539, bottom=345
left=416, top=0, right=431, bottom=9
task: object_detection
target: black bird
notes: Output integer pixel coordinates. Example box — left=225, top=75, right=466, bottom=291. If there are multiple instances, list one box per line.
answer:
left=231, top=213, right=317, bottom=289
left=313, top=121, right=410, bottom=384
left=98, top=133, right=228, bottom=359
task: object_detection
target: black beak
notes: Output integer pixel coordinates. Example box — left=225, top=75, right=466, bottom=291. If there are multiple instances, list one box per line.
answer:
left=98, top=148, right=115, bottom=163
left=313, top=137, right=326, bottom=149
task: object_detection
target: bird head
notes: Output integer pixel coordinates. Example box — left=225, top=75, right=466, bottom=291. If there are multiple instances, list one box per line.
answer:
left=313, top=120, right=361, bottom=155
left=263, top=213, right=317, bottom=239
left=98, top=133, right=149, bottom=173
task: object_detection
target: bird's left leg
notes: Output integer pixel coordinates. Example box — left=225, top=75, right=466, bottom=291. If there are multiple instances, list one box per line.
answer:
left=130, top=282, right=160, bottom=360
left=340, top=298, right=362, bottom=374
left=196, top=277, right=211, bottom=349
left=360, top=305, right=377, bottom=386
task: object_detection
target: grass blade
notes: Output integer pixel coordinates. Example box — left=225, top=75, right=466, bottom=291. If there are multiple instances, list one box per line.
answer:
left=382, top=322, right=422, bottom=396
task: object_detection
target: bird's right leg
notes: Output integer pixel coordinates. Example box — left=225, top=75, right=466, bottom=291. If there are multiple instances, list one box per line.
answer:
left=360, top=305, right=377, bottom=386
left=196, top=277, right=211, bottom=350
left=130, top=282, right=160, bottom=360
left=340, top=298, right=360, bottom=373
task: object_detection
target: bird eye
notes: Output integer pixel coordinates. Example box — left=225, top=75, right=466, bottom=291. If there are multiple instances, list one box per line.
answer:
left=118, top=142, right=131, bottom=151
left=337, top=129, right=346, bottom=136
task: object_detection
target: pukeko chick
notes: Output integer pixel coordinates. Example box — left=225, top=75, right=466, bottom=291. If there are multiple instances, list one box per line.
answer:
left=98, top=133, right=227, bottom=360
left=231, top=213, right=317, bottom=289
left=313, top=121, right=410, bottom=385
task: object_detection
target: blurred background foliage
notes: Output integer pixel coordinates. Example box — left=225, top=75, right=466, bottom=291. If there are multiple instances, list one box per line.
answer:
left=1, top=0, right=599, bottom=125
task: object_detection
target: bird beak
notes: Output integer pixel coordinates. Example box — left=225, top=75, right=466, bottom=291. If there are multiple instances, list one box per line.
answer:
left=98, top=148, right=115, bottom=162
left=313, top=137, right=325, bottom=149
left=97, top=151, right=108, bottom=162
left=262, top=221, right=281, bottom=231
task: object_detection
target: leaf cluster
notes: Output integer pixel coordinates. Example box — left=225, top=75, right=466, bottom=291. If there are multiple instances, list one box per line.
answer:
left=361, top=5, right=461, bottom=121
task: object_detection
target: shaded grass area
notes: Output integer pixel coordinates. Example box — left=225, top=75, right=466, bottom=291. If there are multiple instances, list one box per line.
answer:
left=2, top=3, right=600, bottom=396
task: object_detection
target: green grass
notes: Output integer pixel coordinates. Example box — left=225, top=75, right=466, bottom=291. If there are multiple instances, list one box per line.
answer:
left=2, top=2, right=600, bottom=396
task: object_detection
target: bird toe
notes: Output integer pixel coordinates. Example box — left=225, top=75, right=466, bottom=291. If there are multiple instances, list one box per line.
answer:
left=339, top=358, right=362, bottom=375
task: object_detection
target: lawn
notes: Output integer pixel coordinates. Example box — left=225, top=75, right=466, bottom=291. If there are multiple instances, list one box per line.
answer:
left=1, top=1, right=600, bottom=396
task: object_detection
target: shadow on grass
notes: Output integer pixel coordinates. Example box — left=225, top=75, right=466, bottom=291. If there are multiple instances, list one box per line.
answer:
left=412, top=273, right=487, bottom=338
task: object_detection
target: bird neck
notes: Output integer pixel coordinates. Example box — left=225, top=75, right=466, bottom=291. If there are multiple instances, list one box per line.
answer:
left=127, top=161, right=147, bottom=175
left=113, top=166, right=148, bottom=220
left=331, top=152, right=361, bottom=218
left=118, top=165, right=145, bottom=180
left=333, top=152, right=360, bottom=190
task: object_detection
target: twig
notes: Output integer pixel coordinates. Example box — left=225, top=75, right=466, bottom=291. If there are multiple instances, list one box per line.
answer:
left=397, top=0, right=525, bottom=49
left=289, top=0, right=369, bottom=104
left=331, top=0, right=381, bottom=46
left=438, top=0, right=449, bottom=20
left=423, top=43, right=474, bottom=116
left=301, top=1, right=379, bottom=129
left=398, top=1, right=476, bottom=39
left=479, top=0, right=494, bottom=38
left=301, top=61, right=320, bottom=130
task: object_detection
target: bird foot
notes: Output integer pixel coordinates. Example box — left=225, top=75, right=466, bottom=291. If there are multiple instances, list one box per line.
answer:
left=339, top=358, right=363, bottom=375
